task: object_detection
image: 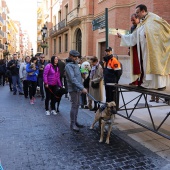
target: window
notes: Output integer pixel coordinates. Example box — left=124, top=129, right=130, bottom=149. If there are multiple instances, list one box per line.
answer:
left=54, top=39, right=56, bottom=54
left=59, top=37, right=61, bottom=53
left=53, top=16, right=56, bottom=26
left=65, top=34, right=68, bottom=52
left=77, top=0, right=80, bottom=6
left=46, top=0, right=48, bottom=10
left=58, top=10, right=61, bottom=22
left=65, top=4, right=68, bottom=19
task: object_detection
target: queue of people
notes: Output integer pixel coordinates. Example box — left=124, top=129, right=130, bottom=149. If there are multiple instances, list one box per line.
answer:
left=1, top=4, right=170, bottom=133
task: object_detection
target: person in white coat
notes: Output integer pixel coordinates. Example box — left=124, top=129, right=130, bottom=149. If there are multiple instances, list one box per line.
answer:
left=19, top=56, right=30, bottom=98
left=117, top=4, right=170, bottom=90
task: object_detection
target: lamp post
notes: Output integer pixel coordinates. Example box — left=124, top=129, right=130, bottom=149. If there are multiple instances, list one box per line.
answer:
left=31, top=48, right=33, bottom=57
left=4, top=41, right=9, bottom=60
left=41, top=24, right=47, bottom=54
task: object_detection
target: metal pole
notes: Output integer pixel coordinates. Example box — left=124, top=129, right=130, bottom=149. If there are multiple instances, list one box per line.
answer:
left=105, top=8, right=108, bottom=48
left=42, top=36, right=44, bottom=54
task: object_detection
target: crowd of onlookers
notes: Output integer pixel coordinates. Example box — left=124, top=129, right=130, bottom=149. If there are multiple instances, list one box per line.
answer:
left=0, top=54, right=66, bottom=115
left=0, top=47, right=121, bottom=115
left=0, top=47, right=127, bottom=109
left=0, top=47, right=169, bottom=132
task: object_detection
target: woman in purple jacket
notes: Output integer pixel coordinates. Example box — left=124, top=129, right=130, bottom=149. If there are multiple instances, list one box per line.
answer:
left=43, top=56, right=62, bottom=115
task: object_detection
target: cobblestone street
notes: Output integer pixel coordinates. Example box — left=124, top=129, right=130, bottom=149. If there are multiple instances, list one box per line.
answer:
left=0, top=85, right=169, bottom=170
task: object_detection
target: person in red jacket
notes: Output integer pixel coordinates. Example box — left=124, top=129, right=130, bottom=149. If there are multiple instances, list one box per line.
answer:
left=43, top=56, right=62, bottom=116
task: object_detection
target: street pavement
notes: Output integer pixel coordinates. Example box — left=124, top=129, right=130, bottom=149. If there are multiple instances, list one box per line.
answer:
left=0, top=84, right=170, bottom=170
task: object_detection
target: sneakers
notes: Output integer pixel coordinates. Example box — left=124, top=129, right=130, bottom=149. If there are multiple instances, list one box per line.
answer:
left=51, top=110, right=57, bottom=115
left=45, top=110, right=57, bottom=116
left=30, top=99, right=34, bottom=105
left=32, top=97, right=36, bottom=103
left=46, top=110, right=50, bottom=116
left=70, top=124, right=79, bottom=132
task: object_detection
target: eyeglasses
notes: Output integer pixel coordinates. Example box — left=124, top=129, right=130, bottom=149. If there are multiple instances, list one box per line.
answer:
left=41, top=57, right=45, bottom=58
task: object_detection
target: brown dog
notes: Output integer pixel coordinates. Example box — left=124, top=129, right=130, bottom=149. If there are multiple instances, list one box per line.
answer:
left=90, top=101, right=116, bottom=144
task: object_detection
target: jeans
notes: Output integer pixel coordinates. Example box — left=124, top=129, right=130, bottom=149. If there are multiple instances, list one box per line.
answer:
left=69, top=91, right=81, bottom=125
left=0, top=73, right=5, bottom=86
left=23, top=80, right=29, bottom=97
left=38, top=77, right=44, bottom=98
left=12, top=75, right=23, bottom=93
left=45, top=85, right=56, bottom=111
left=28, top=81, right=37, bottom=99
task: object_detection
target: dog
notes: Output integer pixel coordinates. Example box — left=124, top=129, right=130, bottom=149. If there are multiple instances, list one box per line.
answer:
left=90, top=101, right=117, bottom=144
left=29, top=62, right=36, bottom=70
left=80, top=61, right=91, bottom=79
left=36, top=86, right=41, bottom=97
left=54, top=87, right=68, bottom=112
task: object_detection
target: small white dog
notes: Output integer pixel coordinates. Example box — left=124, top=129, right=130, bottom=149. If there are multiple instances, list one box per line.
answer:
left=81, top=61, right=91, bottom=79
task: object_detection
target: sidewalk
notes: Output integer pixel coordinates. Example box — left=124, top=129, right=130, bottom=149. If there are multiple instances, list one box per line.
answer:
left=0, top=84, right=170, bottom=170
left=113, top=90, right=170, bottom=162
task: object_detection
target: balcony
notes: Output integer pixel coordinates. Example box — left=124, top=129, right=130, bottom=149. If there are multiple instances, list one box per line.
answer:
left=67, top=6, right=81, bottom=26
left=0, top=29, right=4, bottom=38
left=0, top=43, right=4, bottom=49
left=37, top=37, right=42, bottom=45
left=37, top=13, right=42, bottom=23
left=50, top=19, right=68, bottom=37
left=0, top=16, right=4, bottom=26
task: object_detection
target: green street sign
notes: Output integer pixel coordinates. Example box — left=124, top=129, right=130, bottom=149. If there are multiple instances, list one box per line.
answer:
left=92, top=14, right=105, bottom=31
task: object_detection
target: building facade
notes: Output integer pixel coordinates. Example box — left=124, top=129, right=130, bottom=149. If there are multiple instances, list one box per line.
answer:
left=40, top=0, right=170, bottom=58
left=0, top=0, right=33, bottom=60
left=38, top=0, right=170, bottom=81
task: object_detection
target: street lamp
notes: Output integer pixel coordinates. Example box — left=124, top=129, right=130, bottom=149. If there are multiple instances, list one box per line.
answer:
left=31, top=48, right=33, bottom=57
left=5, top=41, right=8, bottom=50
left=4, top=41, right=9, bottom=60
left=41, top=24, right=47, bottom=54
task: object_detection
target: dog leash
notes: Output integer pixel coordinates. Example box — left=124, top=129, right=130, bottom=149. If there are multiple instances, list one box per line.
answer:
left=48, top=87, right=61, bottom=100
left=87, top=93, right=105, bottom=105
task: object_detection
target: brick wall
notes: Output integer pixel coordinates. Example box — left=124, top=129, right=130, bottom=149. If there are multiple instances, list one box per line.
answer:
left=92, top=0, right=170, bottom=57
left=49, top=0, right=170, bottom=59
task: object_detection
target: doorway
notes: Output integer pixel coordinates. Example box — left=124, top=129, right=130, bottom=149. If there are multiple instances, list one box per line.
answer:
left=100, top=41, right=106, bottom=61
left=75, top=28, right=82, bottom=55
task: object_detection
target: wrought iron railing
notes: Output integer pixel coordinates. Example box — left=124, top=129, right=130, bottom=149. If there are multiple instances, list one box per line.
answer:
left=0, top=43, right=4, bottom=49
left=67, top=6, right=79, bottom=23
left=0, top=15, right=4, bottom=24
left=0, top=29, right=4, bottom=37
left=49, top=19, right=66, bottom=35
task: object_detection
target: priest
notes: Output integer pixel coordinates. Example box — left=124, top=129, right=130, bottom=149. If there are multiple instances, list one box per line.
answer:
left=117, top=4, right=170, bottom=90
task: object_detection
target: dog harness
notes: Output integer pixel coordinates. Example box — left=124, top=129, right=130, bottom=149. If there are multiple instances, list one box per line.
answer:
left=99, top=104, right=116, bottom=121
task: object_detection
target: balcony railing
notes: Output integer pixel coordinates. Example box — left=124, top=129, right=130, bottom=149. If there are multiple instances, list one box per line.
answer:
left=58, top=19, right=66, bottom=30
left=0, top=43, right=4, bottom=49
left=0, top=29, right=4, bottom=37
left=0, top=15, right=4, bottom=24
left=67, top=7, right=79, bottom=23
left=50, top=19, right=66, bottom=36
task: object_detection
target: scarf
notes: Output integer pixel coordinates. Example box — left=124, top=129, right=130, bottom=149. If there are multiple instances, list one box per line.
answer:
left=90, top=62, right=99, bottom=79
